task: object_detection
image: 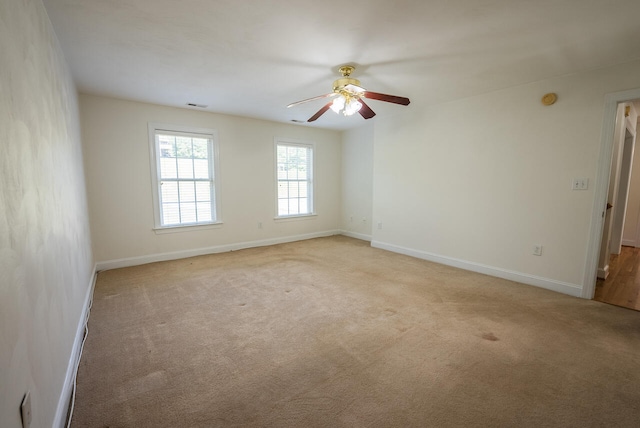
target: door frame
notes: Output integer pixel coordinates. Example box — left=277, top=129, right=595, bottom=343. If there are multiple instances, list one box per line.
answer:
left=610, top=127, right=636, bottom=254
left=584, top=88, right=640, bottom=299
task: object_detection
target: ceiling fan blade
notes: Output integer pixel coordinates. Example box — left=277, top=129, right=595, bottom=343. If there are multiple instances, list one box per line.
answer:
left=363, top=91, right=410, bottom=106
left=287, top=93, right=336, bottom=108
left=358, top=99, right=376, bottom=119
left=307, top=102, right=333, bottom=122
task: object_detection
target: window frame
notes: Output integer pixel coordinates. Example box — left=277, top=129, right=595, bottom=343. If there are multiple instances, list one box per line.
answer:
left=148, top=123, right=221, bottom=232
left=274, top=138, right=316, bottom=219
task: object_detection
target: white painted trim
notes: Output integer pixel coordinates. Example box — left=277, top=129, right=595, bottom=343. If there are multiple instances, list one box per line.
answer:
left=97, top=230, right=341, bottom=271
left=274, top=137, right=316, bottom=218
left=340, top=230, right=372, bottom=241
left=153, top=221, right=223, bottom=234
left=372, top=240, right=583, bottom=298
left=147, top=123, right=221, bottom=228
left=53, top=264, right=98, bottom=428
left=584, top=87, right=640, bottom=299
left=273, top=214, right=318, bottom=222
left=621, top=239, right=636, bottom=247
left=597, top=265, right=609, bottom=280
left=610, top=126, right=636, bottom=255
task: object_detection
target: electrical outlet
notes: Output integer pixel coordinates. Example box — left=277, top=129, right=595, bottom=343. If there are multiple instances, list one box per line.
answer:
left=21, top=391, right=32, bottom=428
left=533, top=245, right=543, bottom=256
left=377, top=222, right=383, bottom=230
left=257, top=222, right=262, bottom=229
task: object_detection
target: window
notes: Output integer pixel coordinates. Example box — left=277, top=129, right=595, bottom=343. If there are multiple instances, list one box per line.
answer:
left=149, top=124, right=219, bottom=229
left=276, top=140, right=314, bottom=217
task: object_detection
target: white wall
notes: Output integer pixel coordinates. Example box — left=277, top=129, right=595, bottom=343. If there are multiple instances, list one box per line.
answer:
left=0, top=0, right=94, bottom=427
left=341, top=123, right=374, bottom=240
left=80, top=95, right=342, bottom=265
left=370, top=59, right=640, bottom=296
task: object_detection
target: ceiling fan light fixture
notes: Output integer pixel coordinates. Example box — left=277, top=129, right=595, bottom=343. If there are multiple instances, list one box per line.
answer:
left=329, top=95, right=362, bottom=116
left=288, top=65, right=410, bottom=122
left=330, top=96, right=346, bottom=113
left=343, top=98, right=362, bottom=116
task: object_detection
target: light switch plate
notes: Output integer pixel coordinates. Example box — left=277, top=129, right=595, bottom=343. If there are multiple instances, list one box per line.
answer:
left=572, top=178, right=588, bottom=190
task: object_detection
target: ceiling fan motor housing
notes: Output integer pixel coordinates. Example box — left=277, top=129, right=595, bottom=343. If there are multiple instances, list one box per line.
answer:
left=333, top=65, right=362, bottom=93
left=333, top=77, right=362, bottom=93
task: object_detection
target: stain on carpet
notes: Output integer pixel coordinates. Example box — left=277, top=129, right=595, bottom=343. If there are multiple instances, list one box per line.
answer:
left=482, top=332, right=499, bottom=341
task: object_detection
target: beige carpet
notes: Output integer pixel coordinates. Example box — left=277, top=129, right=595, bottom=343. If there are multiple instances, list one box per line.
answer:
left=71, top=236, right=640, bottom=427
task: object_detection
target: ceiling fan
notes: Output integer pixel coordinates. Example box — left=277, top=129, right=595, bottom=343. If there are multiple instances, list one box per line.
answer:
left=287, top=65, right=410, bottom=122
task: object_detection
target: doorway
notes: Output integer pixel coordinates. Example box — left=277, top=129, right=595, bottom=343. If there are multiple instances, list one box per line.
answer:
left=591, top=98, right=639, bottom=310
left=595, top=246, right=640, bottom=310
left=584, top=90, right=640, bottom=300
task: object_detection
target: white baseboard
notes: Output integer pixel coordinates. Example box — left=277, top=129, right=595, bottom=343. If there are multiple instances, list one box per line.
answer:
left=371, top=240, right=583, bottom=298
left=53, top=264, right=97, bottom=428
left=96, top=230, right=341, bottom=271
left=621, top=239, right=636, bottom=247
left=339, top=230, right=372, bottom=241
left=597, top=265, right=609, bottom=280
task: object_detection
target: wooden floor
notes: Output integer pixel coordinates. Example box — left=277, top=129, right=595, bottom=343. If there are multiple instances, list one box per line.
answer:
left=595, top=246, right=640, bottom=311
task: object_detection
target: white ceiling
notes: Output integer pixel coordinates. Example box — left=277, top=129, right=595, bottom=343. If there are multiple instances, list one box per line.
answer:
left=42, top=0, right=640, bottom=130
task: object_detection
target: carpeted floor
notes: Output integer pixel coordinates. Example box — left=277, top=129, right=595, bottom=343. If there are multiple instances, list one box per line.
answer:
left=71, top=236, right=640, bottom=427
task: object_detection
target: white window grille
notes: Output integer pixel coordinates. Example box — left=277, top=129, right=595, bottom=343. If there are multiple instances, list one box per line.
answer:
left=149, top=124, right=219, bottom=228
left=276, top=140, right=314, bottom=217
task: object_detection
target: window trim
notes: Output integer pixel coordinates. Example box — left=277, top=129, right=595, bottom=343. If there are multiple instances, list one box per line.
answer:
left=274, top=138, right=316, bottom=219
left=148, top=123, right=222, bottom=230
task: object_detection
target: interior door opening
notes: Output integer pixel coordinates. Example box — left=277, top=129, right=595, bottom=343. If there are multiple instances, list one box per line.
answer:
left=594, top=100, right=640, bottom=310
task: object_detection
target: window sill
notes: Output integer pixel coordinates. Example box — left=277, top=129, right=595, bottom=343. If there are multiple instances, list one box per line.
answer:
left=153, top=222, right=223, bottom=234
left=274, top=213, right=317, bottom=222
